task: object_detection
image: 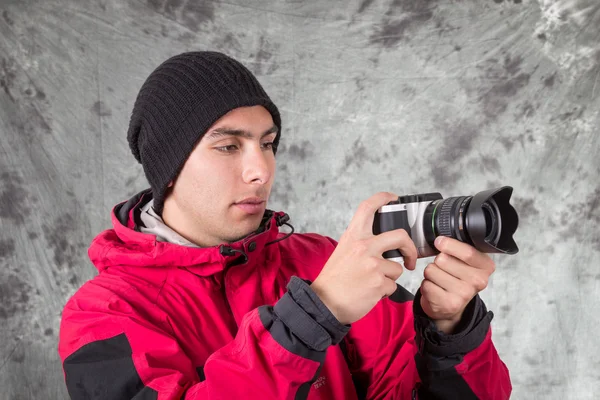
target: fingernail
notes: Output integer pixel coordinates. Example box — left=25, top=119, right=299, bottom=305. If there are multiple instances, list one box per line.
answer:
left=434, top=236, right=444, bottom=247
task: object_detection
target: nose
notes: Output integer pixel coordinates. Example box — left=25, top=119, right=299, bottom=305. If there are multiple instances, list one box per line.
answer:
left=241, top=146, right=272, bottom=185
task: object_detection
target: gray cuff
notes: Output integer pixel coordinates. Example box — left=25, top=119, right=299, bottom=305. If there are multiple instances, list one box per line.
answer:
left=414, top=289, right=493, bottom=358
left=273, top=276, right=350, bottom=352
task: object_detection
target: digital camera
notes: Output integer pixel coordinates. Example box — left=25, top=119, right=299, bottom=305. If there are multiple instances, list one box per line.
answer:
left=373, top=186, right=519, bottom=263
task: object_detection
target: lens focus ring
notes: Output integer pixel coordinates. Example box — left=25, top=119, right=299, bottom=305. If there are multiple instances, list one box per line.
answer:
left=435, top=196, right=468, bottom=238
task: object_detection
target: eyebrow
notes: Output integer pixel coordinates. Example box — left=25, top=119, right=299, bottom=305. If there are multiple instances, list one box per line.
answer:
left=205, top=125, right=278, bottom=140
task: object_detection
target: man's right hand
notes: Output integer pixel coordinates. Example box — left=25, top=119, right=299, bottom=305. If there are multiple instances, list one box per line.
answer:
left=310, top=192, right=418, bottom=325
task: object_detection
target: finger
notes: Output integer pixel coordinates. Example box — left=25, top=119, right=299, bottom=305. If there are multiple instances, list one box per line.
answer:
left=420, top=278, right=447, bottom=299
left=420, top=279, right=462, bottom=319
left=434, top=236, right=493, bottom=270
left=379, top=258, right=405, bottom=281
left=348, top=192, right=399, bottom=235
left=369, top=229, right=418, bottom=270
left=382, top=277, right=399, bottom=297
left=432, top=253, right=474, bottom=281
left=434, top=253, right=490, bottom=292
left=423, top=263, right=475, bottom=299
left=420, top=279, right=448, bottom=309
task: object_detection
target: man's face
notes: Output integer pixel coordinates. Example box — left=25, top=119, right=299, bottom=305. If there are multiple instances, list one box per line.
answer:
left=163, top=105, right=278, bottom=246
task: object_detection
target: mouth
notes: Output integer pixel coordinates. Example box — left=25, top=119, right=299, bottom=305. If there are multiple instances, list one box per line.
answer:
left=235, top=197, right=265, bottom=205
left=233, top=197, right=266, bottom=215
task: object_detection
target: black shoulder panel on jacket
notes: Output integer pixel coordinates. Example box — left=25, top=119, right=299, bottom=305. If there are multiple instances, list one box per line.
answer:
left=63, top=333, right=158, bottom=400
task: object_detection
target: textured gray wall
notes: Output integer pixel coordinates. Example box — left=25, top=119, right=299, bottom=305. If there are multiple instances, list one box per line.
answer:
left=0, top=0, right=598, bottom=399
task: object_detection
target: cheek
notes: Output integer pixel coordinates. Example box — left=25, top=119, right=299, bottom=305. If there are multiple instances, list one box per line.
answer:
left=183, top=157, right=237, bottom=193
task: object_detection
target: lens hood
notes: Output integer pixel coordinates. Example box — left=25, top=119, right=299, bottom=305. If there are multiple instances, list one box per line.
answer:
left=465, top=186, right=519, bottom=254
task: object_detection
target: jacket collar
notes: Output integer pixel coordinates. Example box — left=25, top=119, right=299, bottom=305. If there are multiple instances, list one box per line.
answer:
left=88, top=189, right=289, bottom=276
left=138, top=198, right=201, bottom=248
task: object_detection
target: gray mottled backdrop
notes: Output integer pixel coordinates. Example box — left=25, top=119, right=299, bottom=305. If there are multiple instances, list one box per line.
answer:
left=0, top=0, right=598, bottom=399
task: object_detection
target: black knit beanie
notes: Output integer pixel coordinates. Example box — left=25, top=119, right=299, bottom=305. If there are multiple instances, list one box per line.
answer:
left=126, top=51, right=282, bottom=216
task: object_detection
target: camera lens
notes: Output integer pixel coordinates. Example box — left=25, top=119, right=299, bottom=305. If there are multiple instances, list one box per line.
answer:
left=423, top=186, right=519, bottom=254
left=481, top=200, right=501, bottom=245
left=423, top=196, right=472, bottom=247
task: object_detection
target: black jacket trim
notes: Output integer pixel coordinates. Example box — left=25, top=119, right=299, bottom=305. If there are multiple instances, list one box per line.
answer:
left=413, top=360, right=480, bottom=400
left=63, top=333, right=158, bottom=400
left=294, top=362, right=325, bottom=400
left=339, top=338, right=368, bottom=400
left=388, top=283, right=415, bottom=304
left=115, top=189, right=149, bottom=226
left=258, top=304, right=325, bottom=363
left=412, top=289, right=490, bottom=399
left=414, top=289, right=493, bottom=361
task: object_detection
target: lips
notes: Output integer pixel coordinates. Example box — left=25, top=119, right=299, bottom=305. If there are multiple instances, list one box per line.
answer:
left=234, top=197, right=266, bottom=215
left=236, top=197, right=265, bottom=205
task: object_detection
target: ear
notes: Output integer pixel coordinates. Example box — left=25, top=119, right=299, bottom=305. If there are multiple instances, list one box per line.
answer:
left=168, top=181, right=174, bottom=188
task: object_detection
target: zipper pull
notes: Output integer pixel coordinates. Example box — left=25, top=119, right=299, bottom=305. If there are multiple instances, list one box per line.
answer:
left=219, top=245, right=248, bottom=264
left=219, top=245, right=235, bottom=256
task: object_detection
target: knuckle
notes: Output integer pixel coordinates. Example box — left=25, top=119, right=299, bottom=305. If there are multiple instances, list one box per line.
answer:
left=448, top=298, right=463, bottom=314
left=423, top=264, right=435, bottom=280
left=386, top=279, right=397, bottom=294
left=373, top=273, right=386, bottom=289
left=420, top=280, right=432, bottom=295
left=473, top=275, right=488, bottom=291
left=434, top=253, right=446, bottom=266
left=391, top=265, right=403, bottom=280
left=458, top=286, right=474, bottom=302
left=365, top=256, right=380, bottom=272
left=465, top=247, right=479, bottom=264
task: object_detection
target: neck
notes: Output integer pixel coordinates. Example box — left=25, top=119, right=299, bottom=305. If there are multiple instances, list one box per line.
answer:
left=161, top=199, right=220, bottom=248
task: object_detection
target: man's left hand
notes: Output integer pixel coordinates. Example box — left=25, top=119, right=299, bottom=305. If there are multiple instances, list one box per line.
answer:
left=419, top=236, right=496, bottom=334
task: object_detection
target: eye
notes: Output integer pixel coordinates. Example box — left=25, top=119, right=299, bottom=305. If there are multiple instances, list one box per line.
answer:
left=215, top=144, right=238, bottom=153
left=261, top=142, right=275, bottom=151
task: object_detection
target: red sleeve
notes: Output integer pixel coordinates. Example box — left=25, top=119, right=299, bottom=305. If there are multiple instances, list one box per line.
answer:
left=323, top=237, right=512, bottom=400
left=58, top=277, right=348, bottom=400
left=339, top=286, right=512, bottom=400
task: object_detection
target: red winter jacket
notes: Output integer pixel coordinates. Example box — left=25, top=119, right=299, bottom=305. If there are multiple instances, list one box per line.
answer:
left=58, top=190, right=512, bottom=399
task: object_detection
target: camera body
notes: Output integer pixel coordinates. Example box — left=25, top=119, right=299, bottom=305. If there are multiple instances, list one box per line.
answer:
left=373, top=186, right=519, bottom=263
left=373, top=193, right=444, bottom=263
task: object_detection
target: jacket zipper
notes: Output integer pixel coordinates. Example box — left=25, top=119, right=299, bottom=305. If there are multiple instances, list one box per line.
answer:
left=219, top=245, right=248, bottom=329
left=222, top=277, right=237, bottom=328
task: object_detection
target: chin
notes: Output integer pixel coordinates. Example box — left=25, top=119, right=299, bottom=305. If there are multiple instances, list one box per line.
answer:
left=225, top=222, right=261, bottom=243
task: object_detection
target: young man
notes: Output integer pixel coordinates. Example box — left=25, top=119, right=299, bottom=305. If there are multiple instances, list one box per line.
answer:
left=58, top=51, right=511, bottom=399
